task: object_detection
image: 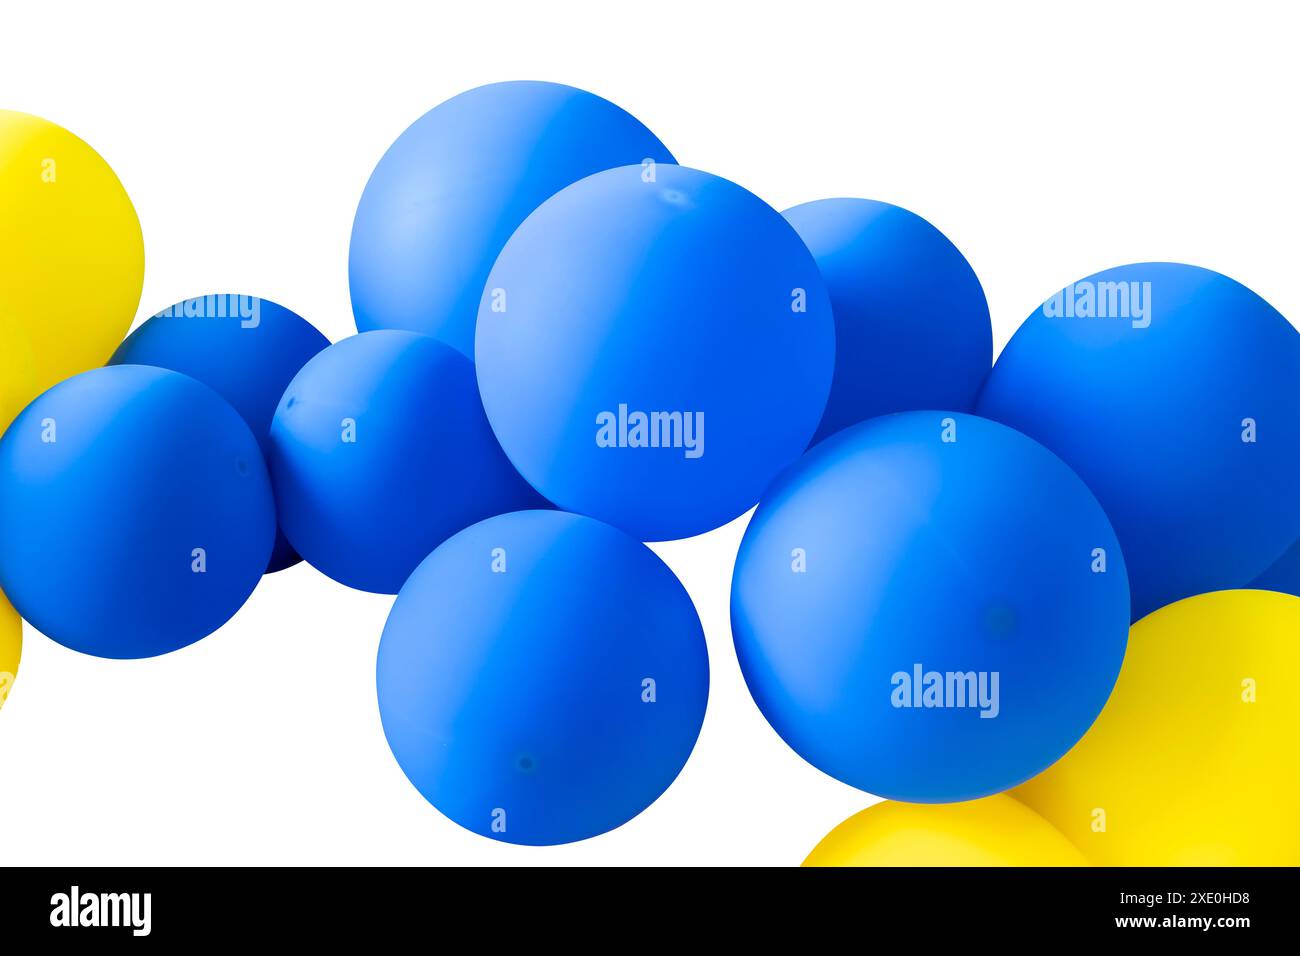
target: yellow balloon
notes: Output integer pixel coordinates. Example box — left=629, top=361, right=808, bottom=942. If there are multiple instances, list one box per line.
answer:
left=0, top=312, right=36, bottom=431
left=804, top=796, right=1087, bottom=866
left=0, top=109, right=144, bottom=405
left=1016, top=589, right=1300, bottom=865
left=0, top=592, right=20, bottom=711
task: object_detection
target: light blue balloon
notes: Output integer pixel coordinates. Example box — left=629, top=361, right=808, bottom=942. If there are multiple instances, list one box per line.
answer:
left=476, top=164, right=835, bottom=542
left=0, top=365, right=275, bottom=659
left=267, top=330, right=543, bottom=594
left=377, top=509, right=709, bottom=846
left=110, top=294, right=330, bottom=572
left=350, top=80, right=675, bottom=358
left=783, top=198, right=991, bottom=444
left=978, top=262, right=1300, bottom=620
left=731, top=412, right=1129, bottom=803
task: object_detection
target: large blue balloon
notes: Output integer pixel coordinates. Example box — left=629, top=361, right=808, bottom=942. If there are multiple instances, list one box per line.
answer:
left=476, top=164, right=836, bottom=542
left=977, top=262, right=1300, bottom=620
left=110, top=294, right=330, bottom=572
left=350, top=80, right=675, bottom=359
left=267, top=330, right=543, bottom=594
left=783, top=198, right=991, bottom=444
left=377, top=509, right=709, bottom=846
left=731, top=412, right=1129, bottom=803
left=0, top=365, right=275, bottom=658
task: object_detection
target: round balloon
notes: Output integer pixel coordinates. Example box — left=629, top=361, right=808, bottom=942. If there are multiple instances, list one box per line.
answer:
left=377, top=509, right=709, bottom=845
left=0, top=593, right=20, bottom=711
left=804, top=796, right=1087, bottom=866
left=268, top=330, right=543, bottom=594
left=0, top=365, right=275, bottom=658
left=977, top=262, right=1300, bottom=620
left=477, top=164, right=836, bottom=542
left=350, top=80, right=675, bottom=359
left=111, top=294, right=330, bottom=571
left=0, top=110, right=144, bottom=399
left=732, top=411, right=1130, bottom=802
left=1016, top=589, right=1300, bottom=866
left=783, top=198, right=991, bottom=444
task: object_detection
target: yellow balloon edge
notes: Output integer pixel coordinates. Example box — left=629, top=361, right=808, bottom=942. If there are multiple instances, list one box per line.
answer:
left=803, top=795, right=1088, bottom=867
left=0, top=591, right=20, bottom=711
left=0, top=108, right=145, bottom=405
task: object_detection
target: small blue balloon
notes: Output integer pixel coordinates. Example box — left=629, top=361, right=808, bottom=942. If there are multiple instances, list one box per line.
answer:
left=0, top=365, right=275, bottom=659
left=350, top=80, right=675, bottom=358
left=476, top=164, right=836, bottom=542
left=268, top=330, right=543, bottom=594
left=783, top=198, right=992, bottom=444
left=377, top=509, right=709, bottom=845
left=110, top=294, right=330, bottom=572
left=731, top=412, right=1129, bottom=803
left=977, top=262, right=1300, bottom=619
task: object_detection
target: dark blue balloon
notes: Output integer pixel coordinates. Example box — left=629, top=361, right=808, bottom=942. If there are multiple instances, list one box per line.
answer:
left=978, top=263, right=1300, bottom=620
left=110, top=294, right=330, bottom=572
left=1249, top=540, right=1300, bottom=596
left=0, top=365, right=275, bottom=659
left=267, top=330, right=543, bottom=594
left=350, top=80, right=675, bottom=359
left=731, top=412, right=1129, bottom=803
left=476, top=164, right=835, bottom=542
left=377, top=509, right=709, bottom=845
left=783, top=198, right=991, bottom=444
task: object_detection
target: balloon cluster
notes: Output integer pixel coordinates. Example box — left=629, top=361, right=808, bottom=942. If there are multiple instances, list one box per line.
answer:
left=2, top=84, right=1298, bottom=861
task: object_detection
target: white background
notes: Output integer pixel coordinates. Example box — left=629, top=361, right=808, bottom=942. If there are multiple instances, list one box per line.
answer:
left=1, top=0, right=1297, bottom=866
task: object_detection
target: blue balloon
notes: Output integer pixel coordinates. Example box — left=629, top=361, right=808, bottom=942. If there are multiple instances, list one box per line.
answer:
left=0, top=366, right=275, bottom=659
left=476, top=164, right=836, bottom=542
left=783, top=198, right=992, bottom=444
left=731, top=412, right=1129, bottom=803
left=377, top=509, right=709, bottom=845
left=350, top=80, right=675, bottom=359
left=977, top=262, right=1300, bottom=620
left=1250, top=540, right=1300, bottom=596
left=110, top=294, right=330, bottom=572
left=267, top=330, right=543, bottom=594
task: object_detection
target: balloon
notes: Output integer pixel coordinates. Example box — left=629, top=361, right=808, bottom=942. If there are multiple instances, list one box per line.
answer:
left=977, top=263, right=1300, bottom=620
left=783, top=198, right=991, bottom=444
left=732, top=411, right=1129, bottom=802
left=268, top=330, right=543, bottom=594
left=1250, top=537, right=1300, bottom=597
left=477, top=164, right=835, bottom=542
left=0, top=366, right=274, bottom=659
left=0, top=593, right=19, bottom=711
left=804, top=796, right=1087, bottom=866
left=1016, top=589, right=1300, bottom=865
left=377, top=509, right=709, bottom=846
left=0, top=317, right=37, bottom=433
left=111, top=294, right=330, bottom=572
left=350, top=80, right=674, bottom=359
left=0, top=110, right=144, bottom=399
